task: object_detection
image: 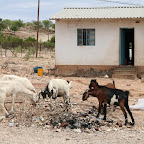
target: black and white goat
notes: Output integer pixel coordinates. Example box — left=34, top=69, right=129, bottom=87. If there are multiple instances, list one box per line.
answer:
left=40, top=79, right=72, bottom=104
left=89, top=79, right=135, bottom=126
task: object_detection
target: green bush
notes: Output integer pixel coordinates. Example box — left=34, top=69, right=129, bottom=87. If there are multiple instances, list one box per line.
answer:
left=50, top=36, right=55, bottom=43
left=0, top=19, right=6, bottom=31
left=23, top=37, right=36, bottom=48
left=43, top=41, right=55, bottom=50
left=12, top=19, right=24, bottom=28
left=14, top=46, right=26, bottom=53
left=24, top=47, right=36, bottom=60
left=10, top=24, right=18, bottom=32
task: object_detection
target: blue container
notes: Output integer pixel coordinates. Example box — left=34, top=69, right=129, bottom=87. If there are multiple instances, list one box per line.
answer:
left=33, top=67, right=43, bottom=73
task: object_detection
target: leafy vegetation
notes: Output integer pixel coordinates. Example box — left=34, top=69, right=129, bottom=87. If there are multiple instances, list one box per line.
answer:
left=0, top=18, right=55, bottom=60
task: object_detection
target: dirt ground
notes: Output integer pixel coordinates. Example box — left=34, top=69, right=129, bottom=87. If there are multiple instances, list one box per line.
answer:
left=0, top=55, right=144, bottom=144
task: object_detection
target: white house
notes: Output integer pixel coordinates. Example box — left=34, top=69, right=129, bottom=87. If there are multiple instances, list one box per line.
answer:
left=50, top=7, right=144, bottom=76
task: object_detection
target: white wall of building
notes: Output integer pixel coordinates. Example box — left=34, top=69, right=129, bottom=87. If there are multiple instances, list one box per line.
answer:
left=55, top=19, right=144, bottom=66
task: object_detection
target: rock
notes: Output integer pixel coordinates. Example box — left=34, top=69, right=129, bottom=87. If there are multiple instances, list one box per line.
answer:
left=44, top=125, right=51, bottom=129
left=66, top=138, right=70, bottom=141
left=104, top=75, right=109, bottom=78
left=113, top=128, right=118, bottom=131
left=40, top=115, right=44, bottom=122
left=56, top=129, right=61, bottom=132
left=73, top=129, right=82, bottom=133
left=95, top=126, right=99, bottom=131
left=106, top=128, right=112, bottom=132
left=85, top=128, right=91, bottom=133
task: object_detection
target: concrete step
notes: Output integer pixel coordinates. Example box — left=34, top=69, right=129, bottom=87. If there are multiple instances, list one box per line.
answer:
left=112, top=74, right=137, bottom=80
left=112, top=66, right=137, bottom=79
left=113, top=69, right=137, bottom=75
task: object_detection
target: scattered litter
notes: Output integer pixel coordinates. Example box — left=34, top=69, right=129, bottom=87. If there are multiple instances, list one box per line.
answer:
left=130, top=99, right=144, bottom=110
left=70, top=103, right=77, bottom=106
left=8, top=120, right=19, bottom=127
left=104, top=75, right=109, bottom=78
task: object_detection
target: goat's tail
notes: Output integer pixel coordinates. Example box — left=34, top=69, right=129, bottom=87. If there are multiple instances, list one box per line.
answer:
left=125, top=90, right=130, bottom=96
left=112, top=80, right=115, bottom=88
left=67, top=81, right=72, bottom=87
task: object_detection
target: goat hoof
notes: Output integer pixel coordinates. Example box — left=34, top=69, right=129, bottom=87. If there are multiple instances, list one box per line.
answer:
left=6, top=114, right=10, bottom=118
left=9, top=110, right=14, bottom=114
left=96, top=115, right=99, bottom=118
left=130, top=122, right=135, bottom=126
left=103, top=118, right=106, bottom=121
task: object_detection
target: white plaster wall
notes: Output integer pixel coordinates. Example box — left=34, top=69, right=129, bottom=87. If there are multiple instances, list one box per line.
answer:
left=55, top=19, right=144, bottom=66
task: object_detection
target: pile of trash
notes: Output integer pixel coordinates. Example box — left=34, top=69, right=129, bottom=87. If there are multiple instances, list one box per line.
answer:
left=2, top=99, right=131, bottom=133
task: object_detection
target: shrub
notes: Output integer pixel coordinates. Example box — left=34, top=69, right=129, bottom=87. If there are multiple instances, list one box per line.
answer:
left=43, top=41, right=55, bottom=50
left=50, top=36, right=55, bottom=43
left=24, top=46, right=36, bottom=61
left=10, top=24, right=18, bottom=32
left=14, top=46, right=26, bottom=53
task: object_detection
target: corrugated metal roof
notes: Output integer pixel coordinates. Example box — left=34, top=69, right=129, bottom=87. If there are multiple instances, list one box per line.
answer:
left=50, top=7, right=144, bottom=20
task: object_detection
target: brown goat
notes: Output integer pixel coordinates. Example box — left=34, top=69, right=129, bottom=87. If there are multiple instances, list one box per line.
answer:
left=89, top=79, right=135, bottom=126
left=82, top=80, right=115, bottom=101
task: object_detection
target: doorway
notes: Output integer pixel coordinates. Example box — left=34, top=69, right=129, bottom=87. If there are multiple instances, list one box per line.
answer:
left=120, top=28, right=134, bottom=65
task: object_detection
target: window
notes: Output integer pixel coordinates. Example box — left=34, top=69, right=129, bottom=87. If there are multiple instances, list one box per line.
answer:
left=77, top=29, right=95, bottom=46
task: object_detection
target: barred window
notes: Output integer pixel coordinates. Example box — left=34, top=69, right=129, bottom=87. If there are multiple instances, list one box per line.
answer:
left=77, top=29, right=95, bottom=46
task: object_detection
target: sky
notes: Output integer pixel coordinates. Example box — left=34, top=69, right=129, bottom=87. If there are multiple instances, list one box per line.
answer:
left=0, top=0, right=144, bottom=22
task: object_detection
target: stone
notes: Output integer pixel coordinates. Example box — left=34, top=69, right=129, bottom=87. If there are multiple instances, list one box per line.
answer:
left=95, top=126, right=99, bottom=131
left=40, top=115, right=44, bottom=122
left=73, top=129, right=82, bottom=133
left=106, top=128, right=112, bottom=132
left=56, top=129, right=61, bottom=132
left=85, top=128, right=91, bottom=133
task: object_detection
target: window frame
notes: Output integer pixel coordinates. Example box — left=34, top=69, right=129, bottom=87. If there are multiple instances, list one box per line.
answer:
left=77, top=29, right=95, bottom=46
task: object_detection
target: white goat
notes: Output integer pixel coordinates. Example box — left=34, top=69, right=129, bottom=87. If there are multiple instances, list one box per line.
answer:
left=0, top=75, right=36, bottom=92
left=0, top=80, right=39, bottom=117
left=48, top=79, right=72, bottom=104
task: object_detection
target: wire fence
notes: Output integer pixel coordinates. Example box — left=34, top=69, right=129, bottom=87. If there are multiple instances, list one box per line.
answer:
left=0, top=48, right=55, bottom=59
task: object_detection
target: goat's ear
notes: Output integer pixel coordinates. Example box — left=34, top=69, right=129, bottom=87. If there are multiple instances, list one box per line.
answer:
left=91, top=79, right=96, bottom=83
left=51, top=89, right=53, bottom=94
left=67, top=80, right=70, bottom=84
left=45, top=85, right=48, bottom=91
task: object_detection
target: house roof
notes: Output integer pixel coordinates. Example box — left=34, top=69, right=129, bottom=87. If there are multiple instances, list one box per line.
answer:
left=50, top=7, right=144, bottom=20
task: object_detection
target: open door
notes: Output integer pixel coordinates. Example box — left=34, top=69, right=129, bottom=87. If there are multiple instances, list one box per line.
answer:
left=120, top=28, right=134, bottom=65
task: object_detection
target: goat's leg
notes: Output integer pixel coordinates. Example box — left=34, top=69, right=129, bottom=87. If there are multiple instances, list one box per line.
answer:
left=119, top=101, right=128, bottom=125
left=125, top=104, right=135, bottom=125
left=96, top=100, right=102, bottom=118
left=103, top=103, right=107, bottom=120
left=63, top=94, right=70, bottom=112
left=1, top=93, right=9, bottom=116
left=9, top=94, right=16, bottom=114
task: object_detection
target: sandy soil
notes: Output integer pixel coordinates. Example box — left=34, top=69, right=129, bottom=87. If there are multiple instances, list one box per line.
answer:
left=0, top=55, right=144, bottom=144
left=15, top=30, right=55, bottom=42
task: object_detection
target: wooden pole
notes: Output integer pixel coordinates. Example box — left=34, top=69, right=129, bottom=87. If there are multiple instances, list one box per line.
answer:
left=36, top=0, right=40, bottom=58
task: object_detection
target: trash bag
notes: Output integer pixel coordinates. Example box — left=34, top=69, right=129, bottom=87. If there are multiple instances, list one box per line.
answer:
left=130, top=99, right=144, bottom=110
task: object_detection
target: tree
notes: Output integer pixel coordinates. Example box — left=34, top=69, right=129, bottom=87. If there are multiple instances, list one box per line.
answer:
left=2, top=19, right=12, bottom=28
left=51, top=23, right=55, bottom=30
left=42, top=20, right=53, bottom=41
left=10, top=24, right=18, bottom=33
left=32, top=20, right=43, bottom=30
left=0, top=18, right=7, bottom=31
left=12, top=19, right=24, bottom=28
